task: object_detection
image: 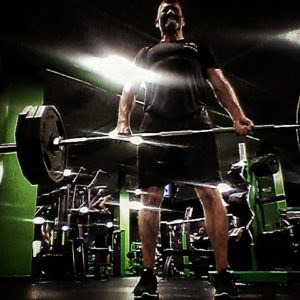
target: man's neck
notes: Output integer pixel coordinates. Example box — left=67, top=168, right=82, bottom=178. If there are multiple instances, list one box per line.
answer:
left=161, top=31, right=184, bottom=42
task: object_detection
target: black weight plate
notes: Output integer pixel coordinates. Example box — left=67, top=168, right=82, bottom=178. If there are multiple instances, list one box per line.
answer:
left=15, top=105, right=66, bottom=184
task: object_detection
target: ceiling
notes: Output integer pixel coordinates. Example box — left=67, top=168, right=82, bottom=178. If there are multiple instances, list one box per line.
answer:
left=1, top=0, right=300, bottom=199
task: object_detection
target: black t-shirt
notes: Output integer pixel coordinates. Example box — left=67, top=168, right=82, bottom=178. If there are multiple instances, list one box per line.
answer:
left=133, top=40, right=219, bottom=120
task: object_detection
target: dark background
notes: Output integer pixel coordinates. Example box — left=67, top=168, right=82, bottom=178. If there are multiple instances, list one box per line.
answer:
left=1, top=0, right=300, bottom=205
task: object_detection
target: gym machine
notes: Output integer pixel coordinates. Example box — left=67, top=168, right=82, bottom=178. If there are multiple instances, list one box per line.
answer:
left=209, top=143, right=300, bottom=284
left=31, top=168, right=114, bottom=280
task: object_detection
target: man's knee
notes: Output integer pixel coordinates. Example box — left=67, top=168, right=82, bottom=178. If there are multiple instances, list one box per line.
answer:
left=196, top=186, right=219, bottom=200
left=195, top=186, right=222, bottom=208
left=141, top=186, right=165, bottom=207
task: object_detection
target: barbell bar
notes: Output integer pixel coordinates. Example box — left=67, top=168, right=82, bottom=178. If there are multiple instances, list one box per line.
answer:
left=0, top=104, right=300, bottom=185
left=56, top=124, right=300, bottom=145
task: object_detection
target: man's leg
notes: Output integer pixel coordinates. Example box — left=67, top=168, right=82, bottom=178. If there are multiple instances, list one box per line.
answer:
left=194, top=186, right=228, bottom=272
left=133, top=186, right=164, bottom=299
left=195, top=186, right=239, bottom=298
left=139, top=186, right=165, bottom=269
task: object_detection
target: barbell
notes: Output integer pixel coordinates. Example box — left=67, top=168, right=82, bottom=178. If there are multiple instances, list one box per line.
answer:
left=1, top=105, right=300, bottom=185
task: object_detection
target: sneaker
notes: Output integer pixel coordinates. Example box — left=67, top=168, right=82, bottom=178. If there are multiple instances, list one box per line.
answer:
left=133, top=268, right=159, bottom=299
left=214, top=269, right=239, bottom=299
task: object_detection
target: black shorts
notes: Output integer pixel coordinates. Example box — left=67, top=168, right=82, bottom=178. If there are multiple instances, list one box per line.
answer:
left=137, top=110, right=222, bottom=189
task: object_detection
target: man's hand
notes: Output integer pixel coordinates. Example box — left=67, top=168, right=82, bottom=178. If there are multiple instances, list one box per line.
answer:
left=234, top=116, right=254, bottom=136
left=109, top=122, right=132, bottom=139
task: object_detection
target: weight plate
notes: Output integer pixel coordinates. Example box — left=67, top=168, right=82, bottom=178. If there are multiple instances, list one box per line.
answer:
left=15, top=105, right=66, bottom=184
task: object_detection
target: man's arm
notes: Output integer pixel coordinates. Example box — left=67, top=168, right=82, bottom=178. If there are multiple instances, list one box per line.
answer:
left=207, top=68, right=253, bottom=135
left=113, top=86, right=137, bottom=135
left=112, top=46, right=148, bottom=135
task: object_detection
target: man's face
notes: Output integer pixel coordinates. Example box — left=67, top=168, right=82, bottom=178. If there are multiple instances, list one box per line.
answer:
left=156, top=2, right=184, bottom=35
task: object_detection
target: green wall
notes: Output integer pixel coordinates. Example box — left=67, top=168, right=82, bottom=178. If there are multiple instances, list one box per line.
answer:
left=0, top=80, right=43, bottom=277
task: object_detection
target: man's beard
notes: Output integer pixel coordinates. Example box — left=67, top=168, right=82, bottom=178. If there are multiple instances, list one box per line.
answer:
left=163, top=19, right=179, bottom=34
left=161, top=11, right=180, bottom=35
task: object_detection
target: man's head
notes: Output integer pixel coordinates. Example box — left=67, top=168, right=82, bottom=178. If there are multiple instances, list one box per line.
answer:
left=156, top=0, right=185, bottom=37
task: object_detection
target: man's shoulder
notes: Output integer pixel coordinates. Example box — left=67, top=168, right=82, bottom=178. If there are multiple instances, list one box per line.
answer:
left=134, top=44, right=156, bottom=65
left=139, top=44, right=156, bottom=53
left=135, top=44, right=155, bottom=58
left=185, top=40, right=217, bottom=60
left=184, top=40, right=210, bottom=50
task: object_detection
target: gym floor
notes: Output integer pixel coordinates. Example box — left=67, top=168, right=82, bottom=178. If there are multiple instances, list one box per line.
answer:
left=2, top=277, right=300, bottom=300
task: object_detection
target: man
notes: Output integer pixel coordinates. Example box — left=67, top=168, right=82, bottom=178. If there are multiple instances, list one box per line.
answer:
left=112, top=0, right=253, bottom=298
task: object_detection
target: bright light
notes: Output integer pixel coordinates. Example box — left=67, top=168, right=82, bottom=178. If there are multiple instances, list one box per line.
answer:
left=127, top=188, right=149, bottom=196
left=108, top=130, right=118, bottom=139
left=80, top=55, right=150, bottom=85
left=63, top=169, right=72, bottom=177
left=108, top=131, right=144, bottom=145
left=78, top=54, right=163, bottom=86
left=79, top=206, right=89, bottom=214
left=62, top=225, right=69, bottom=231
left=217, top=183, right=233, bottom=194
left=129, top=136, right=144, bottom=145
left=106, top=222, right=114, bottom=228
left=128, top=201, right=163, bottom=211
left=134, top=189, right=147, bottom=196
left=98, top=55, right=134, bottom=84
left=33, top=217, right=45, bottom=225
left=278, top=29, right=300, bottom=46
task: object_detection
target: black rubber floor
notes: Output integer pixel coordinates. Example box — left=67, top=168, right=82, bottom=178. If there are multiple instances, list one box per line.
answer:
left=1, top=276, right=300, bottom=300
